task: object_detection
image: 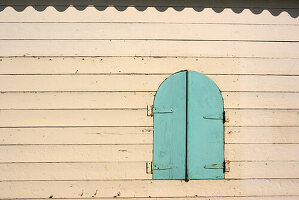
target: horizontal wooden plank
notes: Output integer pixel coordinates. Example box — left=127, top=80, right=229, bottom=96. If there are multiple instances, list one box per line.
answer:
left=0, top=7, right=298, bottom=24
left=226, top=161, right=299, bottom=179
left=223, top=92, right=299, bottom=109
left=1, top=57, right=298, bottom=75
left=1, top=40, right=299, bottom=57
left=1, top=23, right=299, bottom=41
left=1, top=127, right=298, bottom=145
left=0, top=109, right=151, bottom=127
left=0, top=162, right=151, bottom=181
left=0, top=92, right=155, bottom=109
left=0, top=75, right=298, bottom=92
left=1, top=92, right=299, bottom=109
left=225, top=144, right=299, bottom=161
left=0, top=109, right=298, bottom=127
left=0, top=127, right=153, bottom=145
left=224, top=109, right=299, bottom=127
left=0, top=144, right=298, bottom=162
left=0, top=145, right=152, bottom=162
left=225, top=127, right=299, bottom=144
left=1, top=161, right=298, bottom=181
left=1, top=179, right=299, bottom=198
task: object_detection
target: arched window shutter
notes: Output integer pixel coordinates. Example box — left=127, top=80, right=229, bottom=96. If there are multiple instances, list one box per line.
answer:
left=153, top=71, right=224, bottom=180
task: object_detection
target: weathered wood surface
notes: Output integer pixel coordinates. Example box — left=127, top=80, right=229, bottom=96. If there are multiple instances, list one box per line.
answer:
left=0, top=109, right=297, bottom=127
left=1, top=40, right=299, bottom=57
left=1, top=179, right=299, bottom=199
left=1, top=161, right=298, bottom=181
left=0, top=144, right=298, bottom=162
left=0, top=7, right=298, bottom=24
left=1, top=57, right=298, bottom=75
left=0, top=75, right=298, bottom=92
left=1, top=127, right=298, bottom=145
left=1, top=23, right=299, bottom=41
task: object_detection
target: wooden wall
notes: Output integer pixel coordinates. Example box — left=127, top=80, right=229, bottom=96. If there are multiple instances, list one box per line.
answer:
left=0, top=1, right=298, bottom=199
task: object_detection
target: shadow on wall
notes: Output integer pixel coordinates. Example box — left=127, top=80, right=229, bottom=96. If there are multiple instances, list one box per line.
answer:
left=0, top=0, right=299, bottom=18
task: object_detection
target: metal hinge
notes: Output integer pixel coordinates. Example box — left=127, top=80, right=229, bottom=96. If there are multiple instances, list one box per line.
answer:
left=147, top=105, right=153, bottom=117
left=146, top=162, right=153, bottom=174
left=203, top=111, right=226, bottom=123
left=204, top=160, right=230, bottom=172
left=153, top=107, right=173, bottom=114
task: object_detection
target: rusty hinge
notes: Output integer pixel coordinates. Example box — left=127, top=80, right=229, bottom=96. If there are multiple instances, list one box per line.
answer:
left=204, top=160, right=230, bottom=172
left=146, top=162, right=153, bottom=174
left=225, top=160, right=230, bottom=173
left=147, top=105, right=173, bottom=116
left=147, top=105, right=153, bottom=117
left=204, top=163, right=224, bottom=169
left=203, top=111, right=226, bottom=123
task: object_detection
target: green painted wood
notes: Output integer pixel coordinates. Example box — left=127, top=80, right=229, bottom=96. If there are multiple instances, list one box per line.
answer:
left=153, top=71, right=224, bottom=180
left=153, top=71, right=187, bottom=180
left=187, top=71, right=224, bottom=180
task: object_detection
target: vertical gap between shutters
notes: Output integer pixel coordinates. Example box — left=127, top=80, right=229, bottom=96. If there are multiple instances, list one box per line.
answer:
left=185, top=70, right=189, bottom=182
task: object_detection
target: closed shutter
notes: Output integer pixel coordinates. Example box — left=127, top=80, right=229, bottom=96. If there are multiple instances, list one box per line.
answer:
left=153, top=71, right=224, bottom=180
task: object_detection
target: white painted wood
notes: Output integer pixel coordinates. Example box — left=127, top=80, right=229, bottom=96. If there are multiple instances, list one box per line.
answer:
left=225, top=109, right=299, bottom=127
left=0, top=144, right=297, bottom=162
left=1, top=127, right=298, bottom=145
left=225, top=144, right=299, bottom=161
left=1, top=92, right=298, bottom=109
left=0, top=75, right=298, bottom=92
left=1, top=23, right=299, bottom=41
left=1, top=40, right=299, bottom=57
left=0, top=7, right=298, bottom=24
left=0, top=92, right=155, bottom=109
left=1, top=179, right=298, bottom=198
left=0, top=162, right=152, bottom=180
left=223, top=92, right=299, bottom=109
left=0, top=145, right=152, bottom=162
left=0, top=127, right=153, bottom=145
left=0, top=109, right=151, bottom=127
left=1, top=161, right=298, bottom=181
left=225, top=127, right=299, bottom=144
left=226, top=161, right=299, bottom=179
left=0, top=109, right=298, bottom=127
left=1, top=57, right=298, bottom=75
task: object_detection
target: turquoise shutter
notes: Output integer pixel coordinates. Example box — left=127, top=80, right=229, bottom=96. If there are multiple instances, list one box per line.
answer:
left=153, top=71, right=224, bottom=180
left=187, top=71, right=224, bottom=179
left=153, top=71, right=187, bottom=180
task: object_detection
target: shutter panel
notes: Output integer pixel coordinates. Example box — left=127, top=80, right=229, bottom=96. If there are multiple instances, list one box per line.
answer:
left=187, top=71, right=224, bottom=179
left=153, top=71, right=187, bottom=180
left=153, top=71, right=224, bottom=180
